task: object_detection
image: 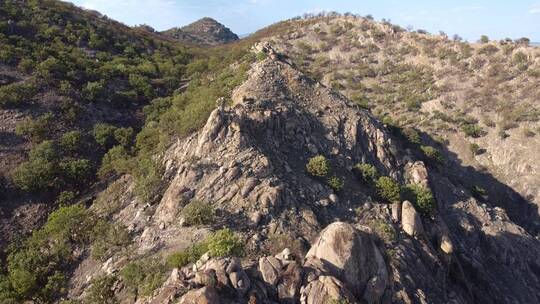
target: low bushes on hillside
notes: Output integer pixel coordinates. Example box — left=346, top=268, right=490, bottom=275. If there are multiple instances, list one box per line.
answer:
left=168, top=228, right=244, bottom=268
left=0, top=82, right=37, bottom=108
left=375, top=176, right=401, bottom=203
left=181, top=200, right=216, bottom=226
left=401, top=184, right=437, bottom=215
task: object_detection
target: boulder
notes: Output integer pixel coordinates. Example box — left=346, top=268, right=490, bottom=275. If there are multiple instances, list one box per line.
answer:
left=391, top=201, right=401, bottom=222
left=401, top=201, right=424, bottom=237
left=258, top=256, right=282, bottom=286
left=178, top=286, right=220, bottom=304
left=440, top=234, right=454, bottom=254
left=300, top=275, right=357, bottom=304
left=277, top=262, right=303, bottom=302
left=305, top=222, right=388, bottom=300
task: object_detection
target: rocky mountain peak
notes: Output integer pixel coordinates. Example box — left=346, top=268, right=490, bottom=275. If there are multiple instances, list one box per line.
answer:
left=162, top=17, right=239, bottom=46
left=70, top=44, right=540, bottom=303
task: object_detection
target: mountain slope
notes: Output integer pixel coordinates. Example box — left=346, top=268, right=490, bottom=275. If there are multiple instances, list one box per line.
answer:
left=0, top=0, right=194, bottom=248
left=257, top=14, right=540, bottom=233
left=162, top=17, right=239, bottom=46
left=52, top=44, right=540, bottom=304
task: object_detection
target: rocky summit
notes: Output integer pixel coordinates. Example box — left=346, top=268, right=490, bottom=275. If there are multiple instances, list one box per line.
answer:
left=69, top=44, right=540, bottom=303
left=162, top=17, right=239, bottom=46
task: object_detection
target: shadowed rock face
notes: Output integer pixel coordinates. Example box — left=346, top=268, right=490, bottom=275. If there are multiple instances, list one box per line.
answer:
left=71, top=44, right=540, bottom=304
left=162, top=17, right=239, bottom=46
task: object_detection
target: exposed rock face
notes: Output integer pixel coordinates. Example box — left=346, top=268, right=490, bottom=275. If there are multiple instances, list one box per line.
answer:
left=73, top=45, right=540, bottom=304
left=305, top=222, right=389, bottom=301
left=401, top=200, right=423, bottom=237
left=162, top=17, right=239, bottom=46
left=178, top=286, right=219, bottom=304
left=300, top=275, right=356, bottom=304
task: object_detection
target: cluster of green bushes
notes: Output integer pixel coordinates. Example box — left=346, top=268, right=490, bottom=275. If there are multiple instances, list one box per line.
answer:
left=15, top=113, right=54, bottom=142
left=0, top=205, right=129, bottom=303
left=353, top=162, right=437, bottom=213
left=93, top=123, right=134, bottom=149
left=0, top=82, right=37, bottom=108
left=306, top=155, right=344, bottom=192
left=120, top=258, right=167, bottom=298
left=11, top=139, right=92, bottom=192
left=375, top=176, right=401, bottom=202
left=168, top=228, right=244, bottom=268
left=401, top=184, right=437, bottom=215
left=461, top=123, right=485, bottom=138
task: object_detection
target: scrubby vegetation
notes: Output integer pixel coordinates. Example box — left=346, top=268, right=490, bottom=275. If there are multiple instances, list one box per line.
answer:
left=181, top=200, right=216, bottom=226
left=402, top=184, right=437, bottom=215
left=327, top=176, right=344, bottom=192
left=375, top=176, right=401, bottom=203
left=0, top=205, right=129, bottom=302
left=306, top=155, right=330, bottom=177
left=420, top=145, right=444, bottom=163
left=168, top=228, right=244, bottom=268
left=120, top=258, right=167, bottom=298
left=354, top=163, right=379, bottom=185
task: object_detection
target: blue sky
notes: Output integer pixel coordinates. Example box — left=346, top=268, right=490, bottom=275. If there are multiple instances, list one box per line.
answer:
left=67, top=0, right=540, bottom=41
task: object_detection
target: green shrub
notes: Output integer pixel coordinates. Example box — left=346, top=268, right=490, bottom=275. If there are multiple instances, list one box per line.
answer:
left=83, top=81, right=105, bottom=102
left=168, top=229, right=244, bottom=268
left=60, top=131, right=83, bottom=152
left=129, top=74, right=154, bottom=99
left=365, top=218, right=396, bottom=243
left=181, top=200, right=215, bottom=226
left=60, top=159, right=92, bottom=182
left=354, top=163, right=379, bottom=184
left=120, top=259, right=166, bottom=297
left=480, top=35, right=489, bottom=43
left=0, top=82, right=37, bottom=108
left=4, top=205, right=94, bottom=302
left=306, top=155, right=330, bottom=177
left=15, top=113, right=54, bottom=142
left=91, top=222, right=131, bottom=261
left=327, top=176, right=344, bottom=192
left=167, top=244, right=207, bottom=268
left=113, top=127, right=134, bottom=147
left=256, top=51, right=267, bottom=61
left=93, top=123, right=117, bottom=147
left=461, top=123, right=484, bottom=138
left=401, top=184, right=436, bottom=215
left=205, top=228, right=244, bottom=257
left=98, top=146, right=130, bottom=177
left=132, top=156, right=164, bottom=204
left=420, top=145, right=444, bottom=163
left=375, top=176, right=401, bottom=202
left=85, top=276, right=118, bottom=304
left=469, top=143, right=482, bottom=156
left=55, top=191, right=76, bottom=206
left=12, top=141, right=57, bottom=191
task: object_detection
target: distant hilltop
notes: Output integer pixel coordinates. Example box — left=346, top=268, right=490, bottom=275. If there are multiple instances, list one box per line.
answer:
left=161, top=17, right=239, bottom=46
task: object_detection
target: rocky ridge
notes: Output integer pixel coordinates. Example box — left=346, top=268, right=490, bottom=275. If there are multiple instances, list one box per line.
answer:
left=74, top=43, right=540, bottom=303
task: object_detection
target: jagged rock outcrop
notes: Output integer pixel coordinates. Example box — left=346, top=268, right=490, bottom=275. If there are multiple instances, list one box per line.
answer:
left=72, top=44, right=540, bottom=304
